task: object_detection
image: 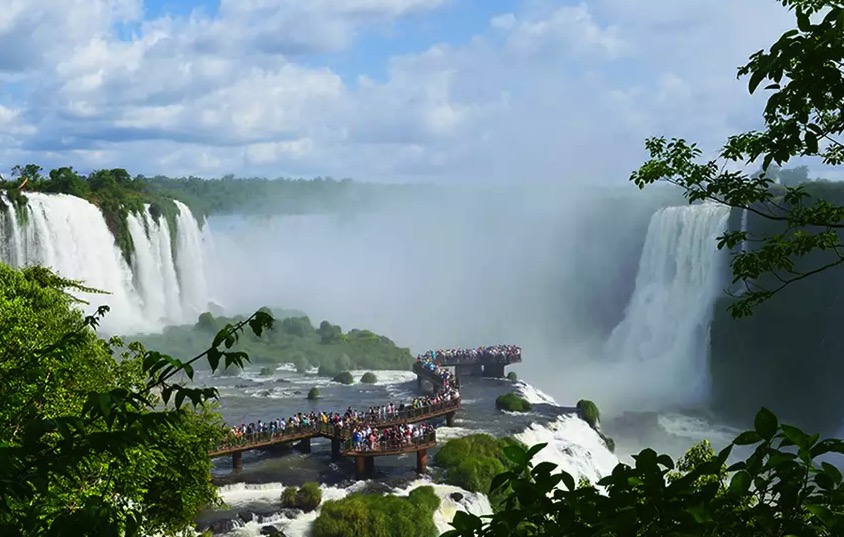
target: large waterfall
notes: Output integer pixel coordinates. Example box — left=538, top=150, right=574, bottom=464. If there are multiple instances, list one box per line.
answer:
left=0, top=192, right=212, bottom=334
left=603, top=203, right=731, bottom=411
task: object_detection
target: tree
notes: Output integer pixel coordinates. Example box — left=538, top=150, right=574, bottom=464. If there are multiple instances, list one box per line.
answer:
left=444, top=408, right=844, bottom=536
left=631, top=0, right=844, bottom=318
left=0, top=264, right=274, bottom=535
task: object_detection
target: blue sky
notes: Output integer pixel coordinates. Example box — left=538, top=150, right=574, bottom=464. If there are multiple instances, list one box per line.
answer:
left=0, top=0, right=809, bottom=182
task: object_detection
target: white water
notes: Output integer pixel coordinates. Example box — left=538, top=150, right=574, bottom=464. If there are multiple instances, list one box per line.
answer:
left=515, top=415, right=619, bottom=488
left=174, top=200, right=211, bottom=320
left=0, top=192, right=212, bottom=334
left=127, top=206, right=183, bottom=325
left=603, top=203, right=731, bottom=411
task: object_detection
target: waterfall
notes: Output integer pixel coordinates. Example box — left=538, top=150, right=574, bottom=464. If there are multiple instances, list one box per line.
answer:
left=0, top=192, right=214, bottom=334
left=173, top=200, right=210, bottom=319
left=603, top=203, right=731, bottom=411
left=127, top=206, right=183, bottom=324
left=1, top=192, right=145, bottom=333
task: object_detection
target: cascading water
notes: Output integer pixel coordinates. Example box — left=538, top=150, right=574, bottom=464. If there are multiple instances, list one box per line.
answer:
left=1, top=192, right=145, bottom=333
left=173, top=200, right=210, bottom=319
left=0, top=192, right=213, bottom=334
left=603, top=203, right=731, bottom=411
left=127, top=206, right=183, bottom=324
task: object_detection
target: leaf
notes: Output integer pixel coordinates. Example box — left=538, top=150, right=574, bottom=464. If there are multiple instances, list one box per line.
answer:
left=821, top=462, right=842, bottom=484
left=729, top=470, right=752, bottom=496
left=503, top=445, right=528, bottom=467
left=733, top=430, right=763, bottom=445
left=754, top=408, right=778, bottom=440
left=748, top=66, right=768, bottom=94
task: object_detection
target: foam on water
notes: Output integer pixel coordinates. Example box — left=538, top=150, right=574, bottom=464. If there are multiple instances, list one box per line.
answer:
left=515, top=415, right=619, bottom=487
left=514, top=380, right=559, bottom=406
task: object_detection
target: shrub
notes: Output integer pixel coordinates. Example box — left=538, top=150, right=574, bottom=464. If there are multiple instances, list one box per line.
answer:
left=307, top=387, right=320, bottom=400
left=296, top=482, right=323, bottom=512
left=360, top=372, right=378, bottom=384
left=280, top=486, right=298, bottom=508
left=312, top=486, right=440, bottom=537
left=495, top=392, right=532, bottom=412
left=435, top=434, right=523, bottom=508
left=332, top=371, right=354, bottom=385
left=506, top=371, right=518, bottom=382
left=577, top=399, right=601, bottom=428
left=259, top=366, right=274, bottom=376
left=280, top=482, right=322, bottom=512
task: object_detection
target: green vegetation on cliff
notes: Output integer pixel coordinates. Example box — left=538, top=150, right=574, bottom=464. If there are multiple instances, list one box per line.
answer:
left=360, top=371, right=378, bottom=383
left=312, top=486, right=440, bottom=537
left=131, top=308, right=414, bottom=373
left=495, top=393, right=532, bottom=413
left=0, top=165, right=185, bottom=263
left=307, top=387, right=321, bottom=400
left=576, top=399, right=600, bottom=428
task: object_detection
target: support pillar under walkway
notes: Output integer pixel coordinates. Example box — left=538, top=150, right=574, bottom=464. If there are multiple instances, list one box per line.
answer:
left=482, top=363, right=505, bottom=378
left=416, top=449, right=428, bottom=474
left=446, top=411, right=456, bottom=427
left=296, top=437, right=311, bottom=454
left=331, top=438, right=341, bottom=459
left=232, top=451, right=243, bottom=470
left=355, top=456, right=375, bottom=479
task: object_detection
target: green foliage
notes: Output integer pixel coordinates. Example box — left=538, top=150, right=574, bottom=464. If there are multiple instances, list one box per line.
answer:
left=311, top=486, right=440, bottom=537
left=495, top=393, right=532, bottom=413
left=281, top=486, right=298, bottom=508
left=630, top=0, right=844, bottom=318
left=280, top=316, right=314, bottom=337
left=259, top=366, right=274, bottom=377
left=318, top=320, right=343, bottom=344
left=576, top=399, right=600, bottom=428
left=444, top=408, right=844, bottom=537
left=506, top=371, right=518, bottom=382
left=280, top=482, right=322, bottom=512
left=435, top=434, right=524, bottom=508
left=360, top=372, right=378, bottom=384
left=130, top=309, right=414, bottom=373
left=0, top=263, right=276, bottom=535
left=307, top=387, right=321, bottom=400
left=297, top=482, right=323, bottom=512
left=332, top=371, right=354, bottom=385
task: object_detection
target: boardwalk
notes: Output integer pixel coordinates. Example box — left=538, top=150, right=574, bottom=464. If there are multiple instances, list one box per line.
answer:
left=419, top=346, right=522, bottom=378
left=209, top=397, right=459, bottom=476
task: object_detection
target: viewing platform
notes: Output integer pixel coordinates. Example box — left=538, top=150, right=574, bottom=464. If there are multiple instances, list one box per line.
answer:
left=209, top=398, right=459, bottom=473
left=417, top=346, right=522, bottom=380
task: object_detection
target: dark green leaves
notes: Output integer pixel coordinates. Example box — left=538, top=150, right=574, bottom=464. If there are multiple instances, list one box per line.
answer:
left=755, top=407, right=779, bottom=440
left=448, top=408, right=844, bottom=537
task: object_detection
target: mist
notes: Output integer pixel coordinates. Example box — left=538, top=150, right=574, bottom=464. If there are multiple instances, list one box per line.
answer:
left=207, top=182, right=686, bottom=415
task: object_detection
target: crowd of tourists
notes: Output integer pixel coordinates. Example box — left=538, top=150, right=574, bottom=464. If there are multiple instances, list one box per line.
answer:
left=418, top=344, right=522, bottom=365
left=347, top=421, right=436, bottom=453
left=415, top=353, right=459, bottom=393
left=221, top=358, right=460, bottom=449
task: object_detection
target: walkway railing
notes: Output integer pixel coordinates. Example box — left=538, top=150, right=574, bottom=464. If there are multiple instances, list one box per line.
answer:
left=431, top=351, right=522, bottom=366
left=211, top=397, right=460, bottom=454
left=343, top=431, right=437, bottom=455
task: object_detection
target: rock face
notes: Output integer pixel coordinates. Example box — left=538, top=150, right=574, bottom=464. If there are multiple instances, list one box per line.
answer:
left=450, top=492, right=464, bottom=502
left=260, top=526, right=287, bottom=536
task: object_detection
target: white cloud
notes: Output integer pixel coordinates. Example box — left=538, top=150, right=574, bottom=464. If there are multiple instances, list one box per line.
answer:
left=0, top=0, right=802, bottom=181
